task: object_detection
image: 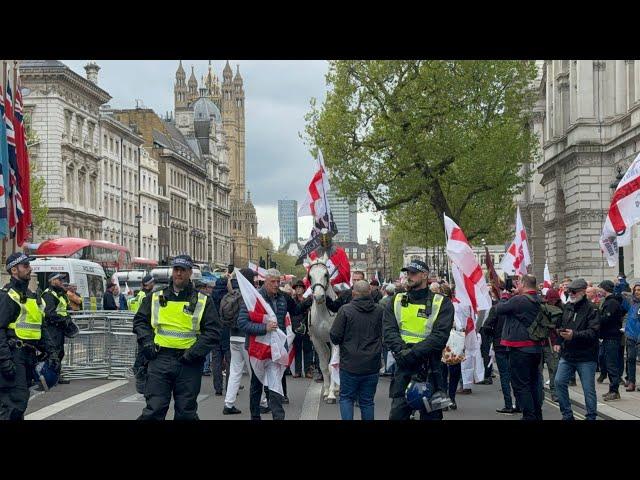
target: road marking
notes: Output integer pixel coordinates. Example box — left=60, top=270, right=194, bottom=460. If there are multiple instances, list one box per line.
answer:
left=25, top=380, right=128, bottom=420
left=299, top=381, right=323, bottom=420
left=120, top=393, right=210, bottom=404
left=544, top=398, right=586, bottom=420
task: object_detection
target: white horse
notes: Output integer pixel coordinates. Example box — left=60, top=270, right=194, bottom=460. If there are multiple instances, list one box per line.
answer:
left=307, top=254, right=340, bottom=403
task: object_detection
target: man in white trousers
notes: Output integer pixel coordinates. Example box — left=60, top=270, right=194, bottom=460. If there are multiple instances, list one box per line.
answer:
left=223, top=268, right=268, bottom=415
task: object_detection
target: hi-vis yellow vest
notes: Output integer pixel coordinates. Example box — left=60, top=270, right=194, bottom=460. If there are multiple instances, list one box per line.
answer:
left=150, top=291, right=207, bottom=349
left=128, top=290, right=146, bottom=313
left=43, top=288, right=69, bottom=318
left=7, top=289, right=44, bottom=340
left=394, top=293, right=444, bottom=344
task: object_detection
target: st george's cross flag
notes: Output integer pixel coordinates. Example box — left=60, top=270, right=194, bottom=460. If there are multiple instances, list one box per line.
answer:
left=500, top=206, right=531, bottom=277
left=542, top=262, right=552, bottom=296
left=444, top=214, right=492, bottom=314
left=235, top=268, right=295, bottom=397
left=600, top=152, right=640, bottom=266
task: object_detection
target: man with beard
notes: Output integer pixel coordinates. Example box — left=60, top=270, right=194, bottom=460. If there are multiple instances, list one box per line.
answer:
left=553, top=279, right=599, bottom=420
left=382, top=260, right=454, bottom=420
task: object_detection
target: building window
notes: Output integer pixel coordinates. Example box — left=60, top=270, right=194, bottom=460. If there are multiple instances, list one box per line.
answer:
left=110, top=137, right=114, bottom=153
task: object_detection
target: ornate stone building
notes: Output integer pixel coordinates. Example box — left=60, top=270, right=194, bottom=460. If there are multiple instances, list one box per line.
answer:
left=99, top=109, right=144, bottom=254
left=524, top=60, right=640, bottom=281
left=20, top=60, right=111, bottom=241
left=173, top=61, right=256, bottom=267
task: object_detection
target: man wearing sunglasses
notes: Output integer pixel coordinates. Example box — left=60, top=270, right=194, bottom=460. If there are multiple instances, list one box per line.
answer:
left=553, top=278, right=599, bottom=420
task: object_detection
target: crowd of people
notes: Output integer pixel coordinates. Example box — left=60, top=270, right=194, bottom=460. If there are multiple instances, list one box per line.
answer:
left=3, top=244, right=639, bottom=421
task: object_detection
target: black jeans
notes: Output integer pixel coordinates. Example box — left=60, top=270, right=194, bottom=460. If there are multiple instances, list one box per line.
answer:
left=138, top=349, right=204, bottom=420
left=211, top=347, right=231, bottom=394
left=447, top=363, right=462, bottom=402
left=626, top=337, right=639, bottom=385
left=249, top=365, right=285, bottom=420
left=480, top=333, right=493, bottom=379
left=0, top=347, right=36, bottom=420
left=293, top=334, right=313, bottom=375
left=603, top=338, right=622, bottom=393
left=509, top=348, right=543, bottom=420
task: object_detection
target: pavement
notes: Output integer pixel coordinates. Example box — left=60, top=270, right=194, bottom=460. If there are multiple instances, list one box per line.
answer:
left=542, top=368, right=640, bottom=420
left=22, top=371, right=581, bottom=420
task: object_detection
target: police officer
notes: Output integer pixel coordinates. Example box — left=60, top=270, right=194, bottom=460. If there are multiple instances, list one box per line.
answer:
left=382, top=260, right=454, bottom=420
left=133, top=255, right=222, bottom=420
left=0, top=253, right=57, bottom=420
left=42, top=272, right=71, bottom=384
left=130, top=274, right=156, bottom=394
left=129, top=274, right=155, bottom=314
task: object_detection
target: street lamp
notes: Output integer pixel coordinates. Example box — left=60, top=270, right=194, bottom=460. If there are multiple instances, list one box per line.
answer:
left=610, top=165, right=625, bottom=276
left=231, top=238, right=236, bottom=266
left=135, top=214, right=142, bottom=257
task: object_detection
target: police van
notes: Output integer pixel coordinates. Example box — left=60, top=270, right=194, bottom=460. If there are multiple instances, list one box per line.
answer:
left=150, top=265, right=202, bottom=289
left=29, top=257, right=107, bottom=310
left=114, top=270, right=146, bottom=293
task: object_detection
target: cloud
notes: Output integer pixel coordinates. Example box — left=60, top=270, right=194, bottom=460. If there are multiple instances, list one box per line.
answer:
left=61, top=60, right=380, bottom=248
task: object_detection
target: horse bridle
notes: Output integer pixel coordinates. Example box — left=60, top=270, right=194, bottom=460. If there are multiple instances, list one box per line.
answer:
left=308, top=261, right=330, bottom=294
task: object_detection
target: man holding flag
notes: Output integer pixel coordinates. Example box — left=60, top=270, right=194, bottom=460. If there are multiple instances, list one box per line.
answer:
left=237, top=268, right=312, bottom=420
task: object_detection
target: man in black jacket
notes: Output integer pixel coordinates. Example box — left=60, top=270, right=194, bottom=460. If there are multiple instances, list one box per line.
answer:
left=330, top=280, right=383, bottom=420
left=102, top=283, right=118, bottom=311
left=133, top=255, right=222, bottom=420
left=382, top=260, right=454, bottom=421
left=597, top=280, right=625, bottom=401
left=495, top=274, right=544, bottom=420
left=42, top=272, right=72, bottom=384
left=553, top=278, right=599, bottom=420
left=0, top=253, right=58, bottom=420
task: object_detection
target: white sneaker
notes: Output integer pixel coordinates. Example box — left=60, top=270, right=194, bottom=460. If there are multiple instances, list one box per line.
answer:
left=545, top=380, right=550, bottom=386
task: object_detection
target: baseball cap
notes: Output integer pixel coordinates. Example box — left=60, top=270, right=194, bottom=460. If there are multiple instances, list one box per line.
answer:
left=401, top=260, right=429, bottom=274
left=48, top=272, right=68, bottom=282
left=141, top=274, right=155, bottom=286
left=171, top=255, right=194, bottom=269
left=5, top=252, right=35, bottom=272
left=599, top=280, right=615, bottom=294
left=567, top=278, right=588, bottom=291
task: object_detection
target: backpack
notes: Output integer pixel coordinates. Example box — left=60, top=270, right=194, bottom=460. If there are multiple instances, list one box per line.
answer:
left=219, top=290, right=243, bottom=328
left=525, top=295, right=563, bottom=342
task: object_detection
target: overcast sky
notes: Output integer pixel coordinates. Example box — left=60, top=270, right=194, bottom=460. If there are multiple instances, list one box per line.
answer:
left=62, top=60, right=379, bottom=248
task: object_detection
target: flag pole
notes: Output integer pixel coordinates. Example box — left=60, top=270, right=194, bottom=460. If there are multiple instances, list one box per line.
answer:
left=11, top=61, right=17, bottom=254
left=1, top=61, right=5, bottom=264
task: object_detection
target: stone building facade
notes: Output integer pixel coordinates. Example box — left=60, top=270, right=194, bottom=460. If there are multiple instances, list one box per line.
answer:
left=99, top=110, right=144, bottom=254
left=525, top=60, right=640, bottom=281
left=139, top=147, right=159, bottom=259
left=20, top=60, right=111, bottom=241
left=173, top=61, right=256, bottom=267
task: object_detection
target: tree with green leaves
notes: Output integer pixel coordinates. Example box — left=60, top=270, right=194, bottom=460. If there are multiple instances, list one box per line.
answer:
left=305, top=60, right=539, bottom=248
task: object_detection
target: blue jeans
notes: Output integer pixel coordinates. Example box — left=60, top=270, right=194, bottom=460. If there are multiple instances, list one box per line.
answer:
left=495, top=350, right=517, bottom=409
left=554, top=358, right=597, bottom=420
left=339, top=370, right=379, bottom=420
left=203, top=352, right=212, bottom=373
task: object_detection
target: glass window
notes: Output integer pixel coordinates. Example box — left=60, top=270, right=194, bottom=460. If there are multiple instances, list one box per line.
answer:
left=87, top=275, right=105, bottom=299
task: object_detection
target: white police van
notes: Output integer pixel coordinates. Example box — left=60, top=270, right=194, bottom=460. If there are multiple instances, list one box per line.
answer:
left=150, top=265, right=202, bottom=289
left=29, top=257, right=107, bottom=310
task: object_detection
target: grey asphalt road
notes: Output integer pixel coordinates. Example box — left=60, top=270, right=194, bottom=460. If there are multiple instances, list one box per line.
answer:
left=23, top=372, right=585, bottom=420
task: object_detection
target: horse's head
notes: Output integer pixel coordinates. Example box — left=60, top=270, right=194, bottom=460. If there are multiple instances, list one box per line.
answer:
left=308, top=254, right=330, bottom=304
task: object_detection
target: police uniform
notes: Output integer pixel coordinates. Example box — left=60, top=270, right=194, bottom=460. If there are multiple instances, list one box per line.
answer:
left=382, top=260, right=454, bottom=420
left=0, top=253, right=57, bottom=420
left=42, top=273, right=71, bottom=374
left=131, top=275, right=156, bottom=394
left=133, top=256, right=222, bottom=420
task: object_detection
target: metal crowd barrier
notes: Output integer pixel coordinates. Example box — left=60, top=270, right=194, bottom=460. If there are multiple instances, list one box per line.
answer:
left=62, top=311, right=137, bottom=380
